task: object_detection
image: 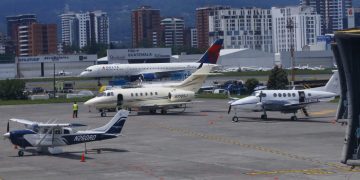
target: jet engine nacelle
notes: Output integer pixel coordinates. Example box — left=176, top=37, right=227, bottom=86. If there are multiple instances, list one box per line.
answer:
left=141, top=73, right=157, bottom=81
left=168, top=90, right=195, bottom=102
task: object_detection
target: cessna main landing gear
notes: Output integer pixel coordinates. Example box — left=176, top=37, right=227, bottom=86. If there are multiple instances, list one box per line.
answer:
left=261, top=110, right=267, bottom=120
left=18, top=150, right=24, bottom=157
left=232, top=116, right=239, bottom=122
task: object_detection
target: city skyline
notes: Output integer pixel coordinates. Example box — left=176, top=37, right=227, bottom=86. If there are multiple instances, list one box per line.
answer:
left=4, top=0, right=357, bottom=42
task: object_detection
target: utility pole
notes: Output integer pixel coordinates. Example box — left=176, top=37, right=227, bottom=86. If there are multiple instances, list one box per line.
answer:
left=286, top=18, right=295, bottom=85
left=53, top=63, right=56, bottom=98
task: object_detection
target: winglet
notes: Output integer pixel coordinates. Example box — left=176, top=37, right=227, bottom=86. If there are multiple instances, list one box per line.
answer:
left=197, top=39, right=223, bottom=64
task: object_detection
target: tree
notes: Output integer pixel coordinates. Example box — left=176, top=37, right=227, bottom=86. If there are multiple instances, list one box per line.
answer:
left=245, top=78, right=259, bottom=94
left=81, top=43, right=108, bottom=58
left=0, top=79, right=26, bottom=100
left=267, top=65, right=289, bottom=90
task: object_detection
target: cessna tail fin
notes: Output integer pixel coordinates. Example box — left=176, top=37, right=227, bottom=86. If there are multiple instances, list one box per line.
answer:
left=197, top=39, right=223, bottom=64
left=93, top=110, right=129, bottom=134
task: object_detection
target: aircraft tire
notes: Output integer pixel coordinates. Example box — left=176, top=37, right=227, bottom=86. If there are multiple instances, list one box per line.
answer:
left=232, top=116, right=239, bottom=122
left=161, top=109, right=167, bottom=114
left=149, top=109, right=156, bottom=114
left=101, top=112, right=106, bottom=117
left=18, top=150, right=24, bottom=157
left=291, top=116, right=298, bottom=121
left=261, top=115, right=267, bottom=119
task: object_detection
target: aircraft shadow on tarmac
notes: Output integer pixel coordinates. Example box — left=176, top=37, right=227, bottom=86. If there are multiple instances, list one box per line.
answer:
left=9, top=148, right=129, bottom=160
left=233, top=115, right=335, bottom=124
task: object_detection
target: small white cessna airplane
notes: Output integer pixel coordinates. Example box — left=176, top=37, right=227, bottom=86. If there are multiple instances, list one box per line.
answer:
left=84, top=64, right=217, bottom=116
left=79, top=39, right=223, bottom=78
left=228, top=72, right=339, bottom=122
left=3, top=110, right=128, bottom=156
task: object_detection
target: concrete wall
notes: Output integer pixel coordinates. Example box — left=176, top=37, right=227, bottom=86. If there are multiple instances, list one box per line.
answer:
left=0, top=63, right=15, bottom=79
left=280, top=50, right=335, bottom=68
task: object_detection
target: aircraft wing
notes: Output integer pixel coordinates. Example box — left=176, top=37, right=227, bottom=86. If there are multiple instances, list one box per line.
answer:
left=137, top=101, right=192, bottom=108
left=9, top=118, right=86, bottom=127
left=9, top=118, right=36, bottom=126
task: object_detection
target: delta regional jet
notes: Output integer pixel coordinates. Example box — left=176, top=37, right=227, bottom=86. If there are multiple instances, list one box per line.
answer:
left=79, top=39, right=223, bottom=78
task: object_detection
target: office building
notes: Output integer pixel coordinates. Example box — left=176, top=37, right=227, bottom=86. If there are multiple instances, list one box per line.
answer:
left=196, top=6, right=230, bottom=50
left=209, top=8, right=273, bottom=52
left=131, top=6, right=161, bottom=48
left=271, top=6, right=321, bottom=53
left=17, top=23, right=57, bottom=56
left=160, top=17, right=185, bottom=47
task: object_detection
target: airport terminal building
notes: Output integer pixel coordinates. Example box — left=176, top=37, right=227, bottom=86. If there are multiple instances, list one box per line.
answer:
left=15, top=54, right=97, bottom=78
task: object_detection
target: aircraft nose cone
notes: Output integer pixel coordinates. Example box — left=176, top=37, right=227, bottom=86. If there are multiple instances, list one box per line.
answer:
left=3, top=132, right=10, bottom=139
left=231, top=96, right=258, bottom=106
left=79, top=71, right=87, bottom=77
left=84, top=98, right=96, bottom=106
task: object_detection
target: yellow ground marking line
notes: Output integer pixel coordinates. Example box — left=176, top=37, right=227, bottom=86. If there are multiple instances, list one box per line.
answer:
left=245, top=168, right=335, bottom=176
left=151, top=122, right=360, bottom=175
left=310, top=109, right=336, bottom=116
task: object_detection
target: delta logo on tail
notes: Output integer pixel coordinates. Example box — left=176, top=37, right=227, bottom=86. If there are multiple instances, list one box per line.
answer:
left=198, top=39, right=223, bottom=64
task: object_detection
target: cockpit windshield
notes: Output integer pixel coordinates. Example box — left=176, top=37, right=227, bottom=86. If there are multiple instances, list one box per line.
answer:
left=98, top=91, right=114, bottom=97
left=84, top=69, right=92, bottom=72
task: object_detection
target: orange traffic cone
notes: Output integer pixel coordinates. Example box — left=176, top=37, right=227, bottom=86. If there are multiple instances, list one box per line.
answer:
left=80, top=152, right=86, bottom=162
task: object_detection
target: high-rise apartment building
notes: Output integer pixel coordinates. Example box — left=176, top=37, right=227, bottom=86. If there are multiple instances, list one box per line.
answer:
left=300, top=0, right=352, bottom=34
left=131, top=6, right=161, bottom=48
left=160, top=17, right=185, bottom=47
left=190, top=28, right=198, bottom=48
left=196, top=6, right=230, bottom=50
left=209, top=8, right=273, bottom=52
left=6, top=14, right=37, bottom=43
left=17, top=23, right=57, bottom=56
left=60, top=10, right=110, bottom=48
left=271, top=6, right=321, bottom=53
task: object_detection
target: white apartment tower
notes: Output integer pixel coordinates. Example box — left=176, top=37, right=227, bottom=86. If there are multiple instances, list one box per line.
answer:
left=60, top=10, right=110, bottom=48
left=209, top=8, right=273, bottom=52
left=190, top=28, right=198, bottom=48
left=271, top=6, right=321, bottom=53
left=300, top=0, right=353, bottom=34
left=161, top=17, right=185, bottom=47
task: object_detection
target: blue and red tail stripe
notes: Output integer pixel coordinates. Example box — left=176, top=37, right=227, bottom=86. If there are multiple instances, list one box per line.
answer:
left=197, top=39, right=223, bottom=64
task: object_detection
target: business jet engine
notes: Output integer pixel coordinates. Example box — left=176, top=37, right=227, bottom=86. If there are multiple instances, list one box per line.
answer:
left=168, top=90, right=195, bottom=102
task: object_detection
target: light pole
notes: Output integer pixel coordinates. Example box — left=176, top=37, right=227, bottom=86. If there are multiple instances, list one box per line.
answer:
left=286, top=18, right=295, bottom=85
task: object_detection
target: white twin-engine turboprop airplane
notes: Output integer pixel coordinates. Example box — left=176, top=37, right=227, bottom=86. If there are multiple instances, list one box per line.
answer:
left=3, top=110, right=129, bottom=156
left=228, top=72, right=339, bottom=122
left=84, top=64, right=217, bottom=116
left=79, top=39, right=223, bottom=78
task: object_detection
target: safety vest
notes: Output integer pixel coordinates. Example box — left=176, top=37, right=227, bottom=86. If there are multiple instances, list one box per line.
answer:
left=73, top=104, right=78, bottom=111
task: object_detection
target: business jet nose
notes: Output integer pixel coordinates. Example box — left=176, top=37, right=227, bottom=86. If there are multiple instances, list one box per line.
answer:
left=3, top=132, right=10, bottom=139
left=79, top=71, right=87, bottom=77
left=84, top=98, right=94, bottom=106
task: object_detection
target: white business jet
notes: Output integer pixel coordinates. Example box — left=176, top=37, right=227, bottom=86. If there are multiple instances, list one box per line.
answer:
left=84, top=64, right=217, bottom=116
left=228, top=72, right=339, bottom=122
left=79, top=39, right=223, bottom=79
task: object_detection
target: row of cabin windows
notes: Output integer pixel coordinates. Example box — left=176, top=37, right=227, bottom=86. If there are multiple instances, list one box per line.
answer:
left=131, top=92, right=158, bottom=97
left=272, top=92, right=312, bottom=98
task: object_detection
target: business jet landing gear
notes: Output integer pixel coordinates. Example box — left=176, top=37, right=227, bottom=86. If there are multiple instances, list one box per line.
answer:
left=161, top=109, right=167, bottom=114
left=291, top=114, right=298, bottom=121
left=100, top=111, right=107, bottom=117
